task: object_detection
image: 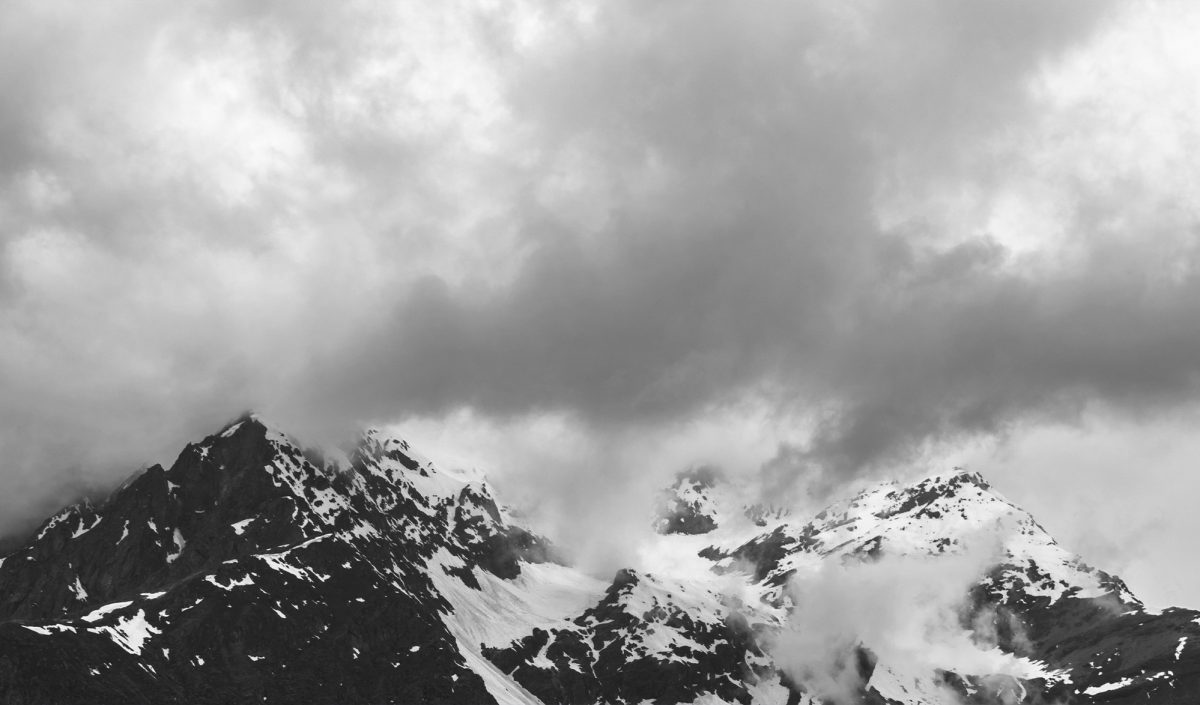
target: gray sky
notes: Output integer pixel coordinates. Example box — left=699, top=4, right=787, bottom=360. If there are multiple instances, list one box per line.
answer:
left=3, top=1, right=1200, bottom=606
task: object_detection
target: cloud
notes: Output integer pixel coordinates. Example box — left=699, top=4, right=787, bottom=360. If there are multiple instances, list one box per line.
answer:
left=769, top=534, right=1041, bottom=704
left=3, top=0, right=1200, bottom=552
left=965, top=407, right=1200, bottom=611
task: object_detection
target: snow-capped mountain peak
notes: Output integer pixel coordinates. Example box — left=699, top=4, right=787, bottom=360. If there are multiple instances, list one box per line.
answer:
left=1, top=419, right=1197, bottom=704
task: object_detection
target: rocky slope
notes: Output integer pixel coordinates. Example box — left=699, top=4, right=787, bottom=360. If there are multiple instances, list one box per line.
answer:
left=0, top=416, right=1197, bottom=704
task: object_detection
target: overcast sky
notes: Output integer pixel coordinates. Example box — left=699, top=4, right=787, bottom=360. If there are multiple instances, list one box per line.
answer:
left=2, top=1, right=1199, bottom=607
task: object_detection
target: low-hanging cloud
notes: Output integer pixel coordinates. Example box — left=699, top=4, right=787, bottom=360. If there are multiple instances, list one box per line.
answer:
left=770, top=535, right=1043, bottom=704
left=3, top=0, right=1200, bottom=538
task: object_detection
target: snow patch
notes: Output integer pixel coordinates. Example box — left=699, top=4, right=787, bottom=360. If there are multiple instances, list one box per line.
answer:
left=1083, top=676, right=1135, bottom=695
left=71, top=514, right=101, bottom=539
left=23, top=624, right=77, bottom=635
left=206, top=573, right=255, bottom=590
left=167, top=528, right=185, bottom=564
left=69, top=575, right=88, bottom=601
left=82, top=600, right=134, bottom=623
left=35, top=507, right=76, bottom=541
left=257, top=544, right=332, bottom=584
left=92, top=609, right=161, bottom=655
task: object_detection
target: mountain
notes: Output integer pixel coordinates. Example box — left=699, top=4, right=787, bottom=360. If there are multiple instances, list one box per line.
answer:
left=0, top=415, right=1196, bottom=704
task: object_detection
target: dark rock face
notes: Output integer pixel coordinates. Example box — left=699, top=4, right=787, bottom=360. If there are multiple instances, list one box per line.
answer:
left=963, top=575, right=1200, bottom=704
left=0, top=415, right=556, bottom=705
left=701, top=524, right=819, bottom=585
left=654, top=467, right=721, bottom=535
left=0, top=533, right=479, bottom=705
left=483, top=568, right=766, bottom=705
left=452, top=484, right=555, bottom=580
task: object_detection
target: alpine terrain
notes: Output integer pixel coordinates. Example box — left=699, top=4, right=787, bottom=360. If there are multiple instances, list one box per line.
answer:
left=0, top=414, right=1197, bottom=704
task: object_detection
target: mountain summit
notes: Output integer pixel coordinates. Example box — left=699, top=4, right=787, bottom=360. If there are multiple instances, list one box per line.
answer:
left=0, top=417, right=1196, bottom=704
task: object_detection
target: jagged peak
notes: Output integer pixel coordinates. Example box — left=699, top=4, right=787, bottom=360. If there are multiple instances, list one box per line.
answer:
left=599, top=567, right=730, bottom=621
left=183, top=413, right=326, bottom=475
left=831, top=467, right=1000, bottom=514
left=612, top=567, right=641, bottom=589
left=958, top=468, right=990, bottom=488
left=361, top=427, right=489, bottom=479
left=357, top=427, right=428, bottom=463
left=361, top=425, right=405, bottom=445
left=655, top=467, right=723, bottom=536
left=711, top=466, right=1144, bottom=617
left=216, top=409, right=260, bottom=435
left=32, top=503, right=84, bottom=541
left=181, top=417, right=493, bottom=512
left=673, top=465, right=722, bottom=488
left=918, top=467, right=991, bottom=491
left=200, top=419, right=470, bottom=488
left=212, top=410, right=295, bottom=443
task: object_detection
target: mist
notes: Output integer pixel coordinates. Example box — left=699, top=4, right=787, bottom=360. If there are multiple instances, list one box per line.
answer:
left=770, top=533, right=1039, bottom=703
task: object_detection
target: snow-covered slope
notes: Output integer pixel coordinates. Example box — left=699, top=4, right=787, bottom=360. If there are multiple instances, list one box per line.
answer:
left=704, top=471, right=1139, bottom=607
left=695, top=471, right=1198, bottom=704
left=1, top=417, right=1198, bottom=704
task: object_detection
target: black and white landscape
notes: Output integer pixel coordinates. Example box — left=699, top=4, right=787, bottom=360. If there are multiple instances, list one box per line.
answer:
left=2, top=1, right=1200, bottom=703
left=1, top=413, right=1198, bottom=704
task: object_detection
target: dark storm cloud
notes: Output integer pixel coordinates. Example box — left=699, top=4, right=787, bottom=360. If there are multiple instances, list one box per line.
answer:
left=788, top=235, right=1200, bottom=481
left=2, top=0, right=1198, bottom=535
left=293, top=0, right=1168, bottom=466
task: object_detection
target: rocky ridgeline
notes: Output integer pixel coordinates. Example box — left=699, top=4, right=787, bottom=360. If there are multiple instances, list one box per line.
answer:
left=1, top=415, right=1198, bottom=704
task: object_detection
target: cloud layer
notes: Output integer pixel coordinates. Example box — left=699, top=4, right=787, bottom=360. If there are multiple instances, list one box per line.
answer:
left=3, top=0, right=1200, bottom=553
left=771, top=536, right=1034, bottom=703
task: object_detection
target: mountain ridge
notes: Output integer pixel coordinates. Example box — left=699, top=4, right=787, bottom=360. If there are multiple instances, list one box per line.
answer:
left=0, top=414, right=1197, bottom=704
